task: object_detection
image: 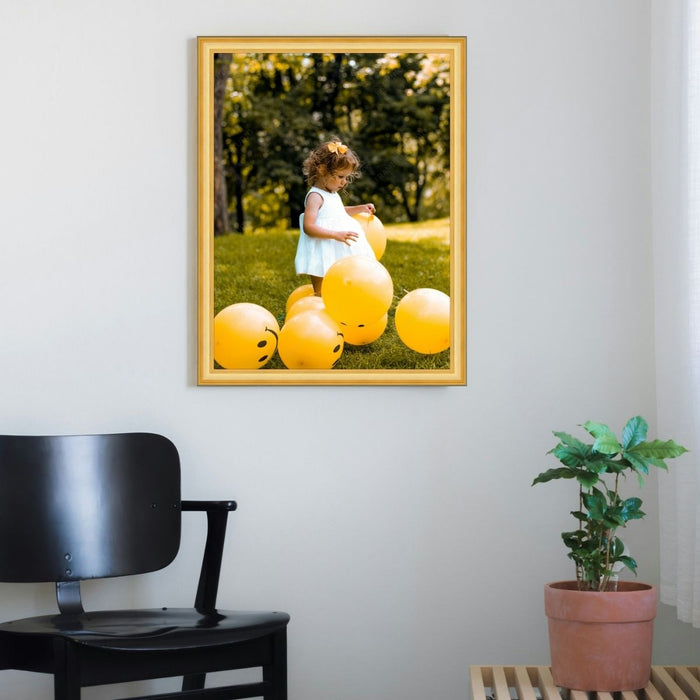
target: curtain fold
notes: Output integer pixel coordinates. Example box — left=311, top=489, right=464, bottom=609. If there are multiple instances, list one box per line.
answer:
left=653, top=0, right=700, bottom=627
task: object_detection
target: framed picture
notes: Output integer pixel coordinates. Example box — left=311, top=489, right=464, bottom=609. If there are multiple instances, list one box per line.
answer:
left=197, top=36, right=466, bottom=385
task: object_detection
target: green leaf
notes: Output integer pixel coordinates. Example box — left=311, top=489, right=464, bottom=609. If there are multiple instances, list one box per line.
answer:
left=582, top=457, right=612, bottom=474
left=594, top=434, right=623, bottom=455
left=623, top=451, right=650, bottom=476
left=583, top=421, right=611, bottom=438
left=623, top=497, right=642, bottom=512
left=622, top=497, right=646, bottom=520
left=622, top=416, right=648, bottom=449
left=562, top=530, right=586, bottom=548
left=596, top=458, right=626, bottom=474
left=553, top=431, right=589, bottom=452
left=628, top=439, right=688, bottom=460
left=604, top=512, right=627, bottom=528
left=583, top=421, right=622, bottom=455
left=550, top=444, right=586, bottom=468
left=582, top=489, right=607, bottom=520
left=550, top=432, right=592, bottom=467
left=532, top=467, right=577, bottom=486
left=575, top=470, right=600, bottom=488
left=648, top=457, right=669, bottom=471
left=614, top=555, right=638, bottom=573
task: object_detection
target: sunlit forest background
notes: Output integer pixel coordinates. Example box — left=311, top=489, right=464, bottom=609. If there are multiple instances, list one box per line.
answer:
left=212, top=51, right=452, bottom=235
left=211, top=51, right=453, bottom=370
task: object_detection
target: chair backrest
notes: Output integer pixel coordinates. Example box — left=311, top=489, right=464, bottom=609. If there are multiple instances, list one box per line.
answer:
left=0, top=433, right=181, bottom=583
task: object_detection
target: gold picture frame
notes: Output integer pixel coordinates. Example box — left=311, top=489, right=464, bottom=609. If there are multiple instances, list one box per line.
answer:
left=197, top=36, right=466, bottom=385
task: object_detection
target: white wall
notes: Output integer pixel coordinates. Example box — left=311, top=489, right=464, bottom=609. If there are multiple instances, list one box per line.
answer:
left=0, top=0, right=697, bottom=698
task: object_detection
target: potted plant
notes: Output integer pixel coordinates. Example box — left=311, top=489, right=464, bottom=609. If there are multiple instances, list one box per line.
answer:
left=533, top=416, right=687, bottom=692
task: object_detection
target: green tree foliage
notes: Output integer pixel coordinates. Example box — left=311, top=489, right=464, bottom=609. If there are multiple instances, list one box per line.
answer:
left=341, top=53, right=451, bottom=223
left=215, top=52, right=451, bottom=234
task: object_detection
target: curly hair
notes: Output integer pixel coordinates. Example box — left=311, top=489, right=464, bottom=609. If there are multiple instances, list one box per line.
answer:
left=303, top=139, right=361, bottom=187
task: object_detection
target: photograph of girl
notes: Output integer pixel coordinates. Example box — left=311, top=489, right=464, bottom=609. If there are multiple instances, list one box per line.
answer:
left=199, top=40, right=465, bottom=384
left=295, top=140, right=376, bottom=296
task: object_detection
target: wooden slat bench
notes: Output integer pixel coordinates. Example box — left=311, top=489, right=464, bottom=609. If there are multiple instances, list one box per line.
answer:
left=470, top=666, right=700, bottom=700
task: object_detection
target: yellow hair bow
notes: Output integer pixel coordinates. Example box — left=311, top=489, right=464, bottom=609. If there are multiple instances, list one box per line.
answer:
left=328, top=141, right=348, bottom=155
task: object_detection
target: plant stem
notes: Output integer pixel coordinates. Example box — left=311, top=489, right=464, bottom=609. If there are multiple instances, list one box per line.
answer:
left=577, top=485, right=584, bottom=588
left=600, top=473, right=620, bottom=591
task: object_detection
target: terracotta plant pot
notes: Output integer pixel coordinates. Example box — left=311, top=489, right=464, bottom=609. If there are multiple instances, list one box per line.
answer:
left=544, top=580, right=657, bottom=692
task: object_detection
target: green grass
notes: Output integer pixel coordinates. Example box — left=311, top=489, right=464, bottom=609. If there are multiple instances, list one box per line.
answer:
left=213, top=220, right=451, bottom=370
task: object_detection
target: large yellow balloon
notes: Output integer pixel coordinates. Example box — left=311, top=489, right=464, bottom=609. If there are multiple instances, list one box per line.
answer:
left=278, top=310, right=344, bottom=369
left=214, top=303, right=280, bottom=369
left=352, top=212, right=387, bottom=259
left=322, top=256, right=393, bottom=326
left=395, top=288, right=450, bottom=354
left=285, top=284, right=315, bottom=314
left=286, top=294, right=326, bottom=321
left=340, top=313, right=388, bottom=346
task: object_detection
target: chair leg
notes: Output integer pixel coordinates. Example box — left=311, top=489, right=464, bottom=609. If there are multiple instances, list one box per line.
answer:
left=53, top=638, right=81, bottom=700
left=263, top=628, right=287, bottom=700
left=182, top=673, right=206, bottom=691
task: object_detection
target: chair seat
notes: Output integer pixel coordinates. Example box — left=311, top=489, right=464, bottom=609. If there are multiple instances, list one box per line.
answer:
left=0, top=608, right=290, bottom=651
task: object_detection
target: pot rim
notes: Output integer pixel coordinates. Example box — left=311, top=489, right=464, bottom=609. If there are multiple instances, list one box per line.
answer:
left=544, top=580, right=657, bottom=623
left=546, top=580, right=655, bottom=593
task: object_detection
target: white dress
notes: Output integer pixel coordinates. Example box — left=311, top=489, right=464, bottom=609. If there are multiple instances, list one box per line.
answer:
left=294, top=187, right=376, bottom=277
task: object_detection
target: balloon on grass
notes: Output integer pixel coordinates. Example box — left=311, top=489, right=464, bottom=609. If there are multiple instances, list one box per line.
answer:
left=395, top=288, right=450, bottom=354
left=340, top=313, right=388, bottom=346
left=286, top=294, right=326, bottom=321
left=214, top=303, right=280, bottom=369
left=351, top=212, right=387, bottom=259
left=285, top=284, right=315, bottom=314
left=278, top=310, right=344, bottom=369
left=322, top=256, right=393, bottom=326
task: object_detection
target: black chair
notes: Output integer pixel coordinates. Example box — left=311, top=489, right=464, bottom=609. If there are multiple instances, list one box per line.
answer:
left=0, top=433, right=289, bottom=700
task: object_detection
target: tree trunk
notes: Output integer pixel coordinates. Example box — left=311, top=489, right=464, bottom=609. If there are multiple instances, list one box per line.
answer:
left=230, top=130, right=245, bottom=233
left=213, top=54, right=232, bottom=236
left=288, top=180, right=306, bottom=230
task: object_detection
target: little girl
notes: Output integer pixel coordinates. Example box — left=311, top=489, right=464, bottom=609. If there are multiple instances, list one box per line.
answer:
left=294, top=140, right=377, bottom=296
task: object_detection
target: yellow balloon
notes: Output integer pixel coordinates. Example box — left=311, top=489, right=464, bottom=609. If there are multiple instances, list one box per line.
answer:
left=322, top=256, right=393, bottom=326
left=278, top=310, right=344, bottom=369
left=352, top=212, right=387, bottom=259
left=395, top=288, right=450, bottom=354
left=286, top=294, right=326, bottom=321
left=214, top=303, right=280, bottom=369
left=285, top=284, right=315, bottom=314
left=340, top=313, right=388, bottom=345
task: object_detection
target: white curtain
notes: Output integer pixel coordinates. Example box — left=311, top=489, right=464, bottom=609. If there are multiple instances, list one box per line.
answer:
left=653, top=0, right=700, bottom=627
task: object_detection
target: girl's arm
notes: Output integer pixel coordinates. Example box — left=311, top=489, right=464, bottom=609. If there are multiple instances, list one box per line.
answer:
left=303, top=192, right=358, bottom=246
left=344, top=202, right=376, bottom=216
